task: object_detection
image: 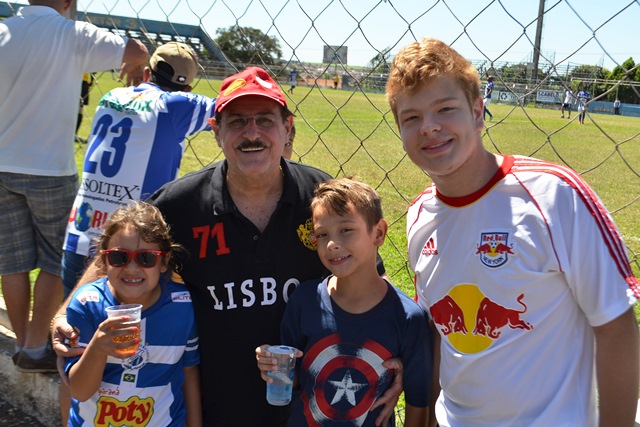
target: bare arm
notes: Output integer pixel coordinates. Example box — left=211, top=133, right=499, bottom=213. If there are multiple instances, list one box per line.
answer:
left=404, top=403, right=428, bottom=427
left=183, top=365, right=202, bottom=427
left=594, top=308, right=639, bottom=427
left=370, top=357, right=404, bottom=427
left=52, top=259, right=102, bottom=359
left=428, top=324, right=441, bottom=427
left=69, top=317, right=138, bottom=401
left=119, top=38, right=149, bottom=86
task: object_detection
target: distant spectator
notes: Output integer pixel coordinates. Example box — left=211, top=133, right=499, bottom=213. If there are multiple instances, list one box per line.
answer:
left=560, top=88, right=573, bottom=119
left=483, top=76, right=494, bottom=121
left=614, top=98, right=621, bottom=115
left=75, top=73, right=94, bottom=142
left=289, top=67, right=298, bottom=94
left=0, top=0, right=148, bottom=375
left=576, top=86, right=591, bottom=125
left=333, top=75, right=339, bottom=89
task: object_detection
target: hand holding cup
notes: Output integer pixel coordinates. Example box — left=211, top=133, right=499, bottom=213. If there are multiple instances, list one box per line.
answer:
left=256, top=345, right=300, bottom=406
left=105, top=304, right=142, bottom=356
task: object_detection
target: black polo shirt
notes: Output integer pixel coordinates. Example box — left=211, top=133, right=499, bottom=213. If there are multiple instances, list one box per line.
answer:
left=148, top=159, right=332, bottom=427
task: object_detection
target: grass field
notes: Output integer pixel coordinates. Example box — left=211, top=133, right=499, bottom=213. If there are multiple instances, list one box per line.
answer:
left=73, top=74, right=640, bottom=314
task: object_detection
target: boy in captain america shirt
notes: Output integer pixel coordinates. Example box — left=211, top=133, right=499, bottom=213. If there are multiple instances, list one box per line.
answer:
left=257, top=178, right=433, bottom=427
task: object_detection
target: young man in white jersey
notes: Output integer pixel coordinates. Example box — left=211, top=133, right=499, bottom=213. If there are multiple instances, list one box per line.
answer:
left=385, top=37, right=639, bottom=427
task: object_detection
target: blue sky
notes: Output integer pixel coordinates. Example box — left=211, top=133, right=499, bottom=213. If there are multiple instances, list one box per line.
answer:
left=78, top=0, right=637, bottom=71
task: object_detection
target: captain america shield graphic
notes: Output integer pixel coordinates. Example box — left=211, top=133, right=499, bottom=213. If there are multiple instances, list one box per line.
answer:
left=300, top=334, right=392, bottom=426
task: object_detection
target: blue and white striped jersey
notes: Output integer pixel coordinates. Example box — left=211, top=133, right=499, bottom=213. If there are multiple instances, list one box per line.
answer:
left=64, top=82, right=215, bottom=256
left=66, top=277, right=199, bottom=426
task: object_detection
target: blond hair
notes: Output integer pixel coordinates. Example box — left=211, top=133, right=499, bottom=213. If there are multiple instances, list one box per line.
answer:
left=386, top=38, right=481, bottom=122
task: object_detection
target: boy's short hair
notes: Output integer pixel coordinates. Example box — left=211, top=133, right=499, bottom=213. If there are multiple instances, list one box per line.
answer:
left=311, top=178, right=383, bottom=231
left=386, top=38, right=481, bottom=122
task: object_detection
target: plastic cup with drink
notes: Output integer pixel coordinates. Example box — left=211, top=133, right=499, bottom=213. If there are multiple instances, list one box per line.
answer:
left=105, top=303, right=142, bottom=355
left=266, top=345, right=298, bottom=406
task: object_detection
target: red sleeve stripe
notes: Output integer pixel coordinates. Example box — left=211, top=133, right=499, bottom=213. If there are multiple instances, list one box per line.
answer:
left=512, top=157, right=640, bottom=297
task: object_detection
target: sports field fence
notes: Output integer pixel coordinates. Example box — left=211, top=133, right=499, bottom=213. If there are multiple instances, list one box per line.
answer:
left=3, top=1, right=639, bottom=286
left=3, top=0, right=640, bottom=290
left=3, top=0, right=640, bottom=423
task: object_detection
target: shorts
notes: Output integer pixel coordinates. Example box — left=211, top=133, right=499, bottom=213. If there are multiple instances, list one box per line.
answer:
left=562, top=103, right=571, bottom=109
left=0, top=172, right=79, bottom=276
left=577, top=104, right=586, bottom=112
left=483, top=97, right=492, bottom=106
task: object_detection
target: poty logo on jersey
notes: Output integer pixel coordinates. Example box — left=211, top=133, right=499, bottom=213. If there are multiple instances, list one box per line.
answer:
left=297, top=217, right=317, bottom=251
left=475, top=232, right=515, bottom=268
left=422, top=237, right=438, bottom=255
left=94, top=395, right=154, bottom=427
left=429, top=284, right=533, bottom=354
left=301, top=334, right=391, bottom=426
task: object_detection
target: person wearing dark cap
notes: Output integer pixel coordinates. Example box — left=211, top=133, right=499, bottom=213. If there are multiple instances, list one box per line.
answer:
left=53, top=66, right=400, bottom=427
left=56, top=41, right=214, bottom=424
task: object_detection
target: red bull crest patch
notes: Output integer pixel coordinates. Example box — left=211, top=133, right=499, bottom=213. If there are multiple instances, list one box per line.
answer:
left=429, top=284, right=533, bottom=353
left=475, top=232, right=515, bottom=268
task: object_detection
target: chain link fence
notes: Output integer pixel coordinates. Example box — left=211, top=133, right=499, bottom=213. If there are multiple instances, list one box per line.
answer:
left=3, top=0, right=640, bottom=424
left=2, top=0, right=639, bottom=297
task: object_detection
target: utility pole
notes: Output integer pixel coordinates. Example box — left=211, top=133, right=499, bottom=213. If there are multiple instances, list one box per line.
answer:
left=531, top=0, right=545, bottom=84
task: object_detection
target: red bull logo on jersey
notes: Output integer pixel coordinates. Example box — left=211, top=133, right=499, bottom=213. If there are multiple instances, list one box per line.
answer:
left=429, top=284, right=533, bottom=353
left=475, top=232, right=515, bottom=268
left=94, top=395, right=154, bottom=426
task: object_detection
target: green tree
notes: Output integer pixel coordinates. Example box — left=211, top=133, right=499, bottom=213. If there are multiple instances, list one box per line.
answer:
left=368, top=48, right=392, bottom=73
left=215, top=26, right=282, bottom=66
left=607, top=58, right=639, bottom=103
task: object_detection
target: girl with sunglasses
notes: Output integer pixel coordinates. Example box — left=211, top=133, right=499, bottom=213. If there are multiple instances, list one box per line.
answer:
left=64, top=201, right=201, bottom=427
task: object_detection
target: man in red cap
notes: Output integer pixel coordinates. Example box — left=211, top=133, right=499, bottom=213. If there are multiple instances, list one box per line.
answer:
left=53, top=66, right=398, bottom=427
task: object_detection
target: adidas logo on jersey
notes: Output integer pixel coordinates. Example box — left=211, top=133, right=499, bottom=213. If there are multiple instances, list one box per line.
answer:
left=422, top=237, right=438, bottom=255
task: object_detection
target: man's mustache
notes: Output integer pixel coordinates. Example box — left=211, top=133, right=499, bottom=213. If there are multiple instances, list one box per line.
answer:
left=238, top=140, right=268, bottom=150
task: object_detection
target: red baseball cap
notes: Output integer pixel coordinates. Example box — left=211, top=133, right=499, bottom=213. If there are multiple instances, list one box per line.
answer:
left=215, top=67, right=287, bottom=114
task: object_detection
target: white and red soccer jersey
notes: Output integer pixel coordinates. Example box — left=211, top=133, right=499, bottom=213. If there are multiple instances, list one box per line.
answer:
left=407, top=155, right=639, bottom=427
left=63, top=83, right=215, bottom=256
